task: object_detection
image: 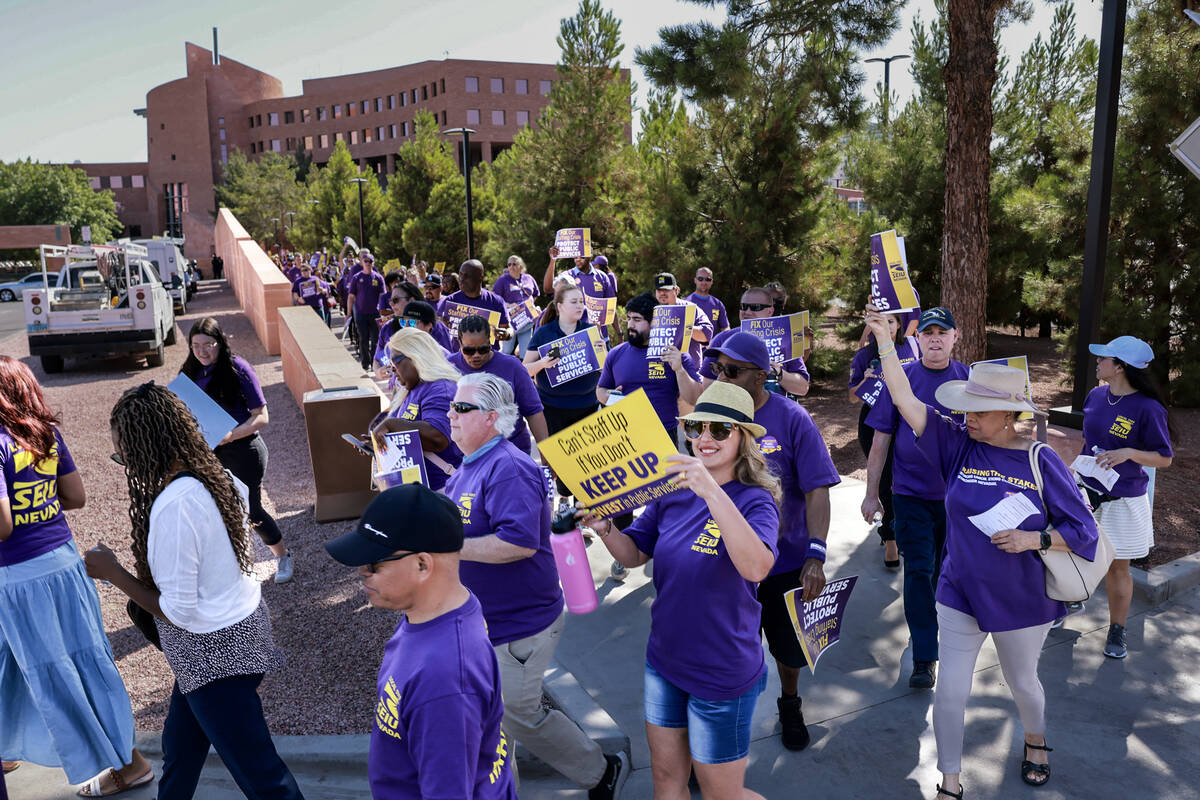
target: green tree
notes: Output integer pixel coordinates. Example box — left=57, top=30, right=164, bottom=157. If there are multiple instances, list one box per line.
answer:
left=0, top=160, right=122, bottom=244
left=294, top=141, right=387, bottom=253
left=485, top=0, right=634, bottom=272
left=376, top=110, right=460, bottom=262
left=214, top=148, right=306, bottom=244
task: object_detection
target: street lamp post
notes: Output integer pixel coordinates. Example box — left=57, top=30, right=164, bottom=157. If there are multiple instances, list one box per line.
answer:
left=271, top=217, right=280, bottom=246
left=864, top=54, right=910, bottom=126
left=349, top=177, right=367, bottom=249
left=443, top=127, right=477, bottom=260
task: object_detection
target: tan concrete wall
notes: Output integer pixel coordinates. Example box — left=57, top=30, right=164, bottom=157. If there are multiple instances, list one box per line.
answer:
left=214, top=208, right=293, bottom=354
left=277, top=306, right=372, bottom=406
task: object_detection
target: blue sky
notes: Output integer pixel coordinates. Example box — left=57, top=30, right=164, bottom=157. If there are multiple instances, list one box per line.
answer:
left=1, top=0, right=1102, bottom=165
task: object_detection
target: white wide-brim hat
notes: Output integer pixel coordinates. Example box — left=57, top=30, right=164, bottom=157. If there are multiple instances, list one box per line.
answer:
left=934, top=362, right=1047, bottom=417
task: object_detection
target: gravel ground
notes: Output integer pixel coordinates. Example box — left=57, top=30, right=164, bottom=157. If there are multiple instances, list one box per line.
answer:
left=3, top=290, right=1194, bottom=736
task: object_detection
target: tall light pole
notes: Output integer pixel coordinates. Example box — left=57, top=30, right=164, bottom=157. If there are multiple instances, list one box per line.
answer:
left=443, top=127, right=477, bottom=259
left=864, top=53, right=910, bottom=126
left=349, top=177, right=367, bottom=248
left=271, top=217, right=280, bottom=246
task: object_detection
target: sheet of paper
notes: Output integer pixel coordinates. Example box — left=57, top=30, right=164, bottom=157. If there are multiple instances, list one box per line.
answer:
left=967, top=492, right=1040, bottom=537
left=1070, top=455, right=1120, bottom=491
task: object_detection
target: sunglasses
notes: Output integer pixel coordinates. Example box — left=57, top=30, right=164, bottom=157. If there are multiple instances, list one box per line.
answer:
left=368, top=551, right=419, bottom=573
left=460, top=345, right=491, bottom=356
left=713, top=362, right=763, bottom=380
left=695, top=276, right=713, bottom=282
left=683, top=420, right=735, bottom=441
left=110, top=452, right=125, bottom=466
left=740, top=302, right=772, bottom=312
left=450, top=401, right=483, bottom=414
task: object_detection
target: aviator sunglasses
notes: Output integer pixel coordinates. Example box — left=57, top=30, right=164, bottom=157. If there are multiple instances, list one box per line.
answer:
left=683, top=420, right=735, bottom=441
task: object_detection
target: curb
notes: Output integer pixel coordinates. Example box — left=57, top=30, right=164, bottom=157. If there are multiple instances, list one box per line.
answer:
left=540, top=657, right=629, bottom=756
left=1133, top=550, right=1200, bottom=606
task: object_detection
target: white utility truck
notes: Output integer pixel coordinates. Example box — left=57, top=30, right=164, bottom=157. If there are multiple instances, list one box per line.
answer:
left=132, top=237, right=196, bottom=312
left=24, top=243, right=177, bottom=373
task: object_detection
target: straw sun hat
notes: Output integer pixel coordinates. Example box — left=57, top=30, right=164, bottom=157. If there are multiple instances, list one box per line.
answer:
left=678, top=382, right=767, bottom=439
left=933, top=362, right=1047, bottom=417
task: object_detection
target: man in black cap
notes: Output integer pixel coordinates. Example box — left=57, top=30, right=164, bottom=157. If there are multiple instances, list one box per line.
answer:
left=325, top=484, right=517, bottom=800
left=652, top=272, right=713, bottom=365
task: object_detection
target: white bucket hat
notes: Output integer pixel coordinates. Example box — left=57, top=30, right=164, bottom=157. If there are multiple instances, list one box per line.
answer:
left=934, top=362, right=1046, bottom=417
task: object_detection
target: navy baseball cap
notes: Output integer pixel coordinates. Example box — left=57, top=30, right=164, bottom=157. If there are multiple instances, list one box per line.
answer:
left=325, top=484, right=463, bottom=566
left=705, top=332, right=771, bottom=372
left=402, top=300, right=436, bottom=326
left=917, top=307, right=956, bottom=332
left=1089, top=336, right=1154, bottom=369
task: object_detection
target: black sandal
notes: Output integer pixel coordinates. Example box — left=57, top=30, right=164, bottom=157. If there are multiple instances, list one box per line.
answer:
left=936, top=784, right=963, bottom=799
left=1021, top=741, right=1053, bottom=787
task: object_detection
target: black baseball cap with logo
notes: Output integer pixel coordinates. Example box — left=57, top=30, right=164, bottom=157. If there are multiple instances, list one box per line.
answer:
left=654, top=272, right=678, bottom=290
left=324, top=484, right=463, bottom=566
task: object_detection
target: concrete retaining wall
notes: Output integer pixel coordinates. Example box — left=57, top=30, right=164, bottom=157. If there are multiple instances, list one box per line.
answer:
left=213, top=209, right=293, bottom=355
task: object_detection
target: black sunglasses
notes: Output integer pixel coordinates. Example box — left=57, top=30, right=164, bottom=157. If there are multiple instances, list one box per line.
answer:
left=368, top=551, right=420, bottom=573
left=460, top=345, right=491, bottom=356
left=714, top=362, right=763, bottom=380
left=450, top=401, right=483, bottom=414
left=683, top=420, right=735, bottom=441
left=695, top=276, right=713, bottom=281
left=740, top=302, right=772, bottom=312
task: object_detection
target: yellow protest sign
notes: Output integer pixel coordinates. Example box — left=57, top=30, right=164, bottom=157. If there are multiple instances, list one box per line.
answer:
left=433, top=261, right=446, bottom=272
left=537, top=390, right=682, bottom=518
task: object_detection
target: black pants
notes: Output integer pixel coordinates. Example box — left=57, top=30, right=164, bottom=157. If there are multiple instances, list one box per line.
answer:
left=858, top=403, right=895, bottom=543
left=354, top=312, right=379, bottom=369
left=542, top=402, right=601, bottom=497
left=215, top=435, right=283, bottom=546
left=160, top=674, right=304, bottom=800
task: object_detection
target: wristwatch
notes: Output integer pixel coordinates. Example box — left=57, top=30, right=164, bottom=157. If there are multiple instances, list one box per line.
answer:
left=1039, top=531, right=1052, bottom=552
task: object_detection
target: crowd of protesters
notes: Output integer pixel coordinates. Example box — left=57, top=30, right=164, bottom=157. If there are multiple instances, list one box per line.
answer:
left=0, top=238, right=1171, bottom=800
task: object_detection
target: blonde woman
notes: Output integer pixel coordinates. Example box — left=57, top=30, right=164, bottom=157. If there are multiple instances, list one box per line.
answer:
left=581, top=382, right=780, bottom=800
left=371, top=327, right=463, bottom=491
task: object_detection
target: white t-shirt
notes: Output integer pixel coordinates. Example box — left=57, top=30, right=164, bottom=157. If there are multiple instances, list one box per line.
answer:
left=148, top=475, right=261, bottom=634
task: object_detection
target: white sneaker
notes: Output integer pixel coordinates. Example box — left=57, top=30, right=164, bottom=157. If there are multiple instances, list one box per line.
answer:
left=610, top=562, right=628, bottom=582
left=274, top=554, right=295, bottom=584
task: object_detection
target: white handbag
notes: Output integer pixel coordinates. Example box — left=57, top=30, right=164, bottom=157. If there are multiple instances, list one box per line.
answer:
left=1028, top=442, right=1115, bottom=602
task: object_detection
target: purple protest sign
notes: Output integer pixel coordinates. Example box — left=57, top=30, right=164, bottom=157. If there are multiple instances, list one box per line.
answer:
left=740, top=311, right=809, bottom=363
left=538, top=326, right=607, bottom=387
left=442, top=300, right=501, bottom=339
left=870, top=230, right=920, bottom=313
left=507, top=297, right=539, bottom=331
left=646, top=304, right=696, bottom=359
left=373, top=430, right=429, bottom=488
left=784, top=575, right=858, bottom=674
left=554, top=227, right=593, bottom=259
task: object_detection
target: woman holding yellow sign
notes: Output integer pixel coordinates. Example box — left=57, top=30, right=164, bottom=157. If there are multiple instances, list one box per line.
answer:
left=579, top=382, right=779, bottom=800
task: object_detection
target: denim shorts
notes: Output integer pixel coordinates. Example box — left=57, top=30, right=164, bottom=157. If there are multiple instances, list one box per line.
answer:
left=643, top=662, right=767, bottom=764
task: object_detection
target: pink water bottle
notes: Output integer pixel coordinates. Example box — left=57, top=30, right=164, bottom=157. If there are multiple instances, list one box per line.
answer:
left=550, top=502, right=599, bottom=614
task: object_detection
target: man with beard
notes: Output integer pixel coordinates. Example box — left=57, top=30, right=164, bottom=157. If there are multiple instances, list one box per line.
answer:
left=596, top=293, right=702, bottom=440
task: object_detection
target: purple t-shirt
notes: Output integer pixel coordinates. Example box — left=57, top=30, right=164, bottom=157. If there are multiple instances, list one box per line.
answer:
left=338, top=263, right=362, bottom=297
left=700, top=328, right=810, bottom=382
left=349, top=270, right=387, bottom=315
left=192, top=355, right=267, bottom=425
left=388, top=379, right=464, bottom=492
left=441, top=290, right=512, bottom=330
left=1080, top=386, right=1172, bottom=497
left=0, top=427, right=77, bottom=566
left=446, top=439, right=564, bottom=645
left=292, top=276, right=329, bottom=311
left=917, top=407, right=1099, bottom=631
left=866, top=359, right=969, bottom=500
left=447, top=351, right=543, bottom=454
left=491, top=273, right=540, bottom=323
left=686, top=292, right=731, bottom=334
left=598, top=342, right=699, bottom=432
left=848, top=337, right=921, bottom=407
left=754, top=393, right=841, bottom=574
left=284, top=266, right=301, bottom=283
left=626, top=483, right=779, bottom=700
left=369, top=593, right=517, bottom=800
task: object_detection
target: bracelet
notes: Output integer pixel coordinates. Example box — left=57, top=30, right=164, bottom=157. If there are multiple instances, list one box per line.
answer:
left=806, top=539, right=827, bottom=563
left=877, top=345, right=897, bottom=359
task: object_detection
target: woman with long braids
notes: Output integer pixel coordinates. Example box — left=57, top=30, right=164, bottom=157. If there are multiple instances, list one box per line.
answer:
left=85, top=383, right=304, bottom=799
left=180, top=317, right=293, bottom=583
left=0, top=357, right=151, bottom=797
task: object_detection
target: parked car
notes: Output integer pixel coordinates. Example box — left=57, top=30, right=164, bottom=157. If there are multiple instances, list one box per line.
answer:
left=0, top=272, right=59, bottom=302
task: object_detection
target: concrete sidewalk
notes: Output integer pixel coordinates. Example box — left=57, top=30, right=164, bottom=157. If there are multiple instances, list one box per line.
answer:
left=9, top=479, right=1200, bottom=799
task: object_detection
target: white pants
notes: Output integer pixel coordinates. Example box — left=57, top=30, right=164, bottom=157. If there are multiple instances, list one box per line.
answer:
left=933, top=603, right=1052, bottom=774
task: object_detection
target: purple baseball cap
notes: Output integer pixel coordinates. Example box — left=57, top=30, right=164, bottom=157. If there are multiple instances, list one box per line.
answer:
left=591, top=255, right=609, bottom=267
left=704, top=331, right=771, bottom=371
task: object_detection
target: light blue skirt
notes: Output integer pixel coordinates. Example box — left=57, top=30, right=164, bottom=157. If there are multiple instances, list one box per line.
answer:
left=0, top=542, right=135, bottom=783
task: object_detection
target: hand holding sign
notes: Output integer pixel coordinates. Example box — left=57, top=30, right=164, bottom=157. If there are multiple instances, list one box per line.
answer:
left=784, top=576, right=858, bottom=674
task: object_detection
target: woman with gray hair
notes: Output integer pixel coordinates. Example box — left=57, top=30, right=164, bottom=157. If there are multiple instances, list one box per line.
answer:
left=493, top=255, right=540, bottom=358
left=444, top=373, right=627, bottom=798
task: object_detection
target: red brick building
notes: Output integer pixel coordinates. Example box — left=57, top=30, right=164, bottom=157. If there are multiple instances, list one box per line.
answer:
left=73, top=42, right=592, bottom=264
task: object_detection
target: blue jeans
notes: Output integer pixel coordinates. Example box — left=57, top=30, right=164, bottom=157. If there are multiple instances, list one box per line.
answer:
left=501, top=325, right=534, bottom=358
left=159, top=674, right=304, bottom=800
left=892, top=493, right=947, bottom=663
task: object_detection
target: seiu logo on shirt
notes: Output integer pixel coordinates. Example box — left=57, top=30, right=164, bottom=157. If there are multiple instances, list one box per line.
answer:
left=7, top=446, right=62, bottom=527
left=1109, top=415, right=1135, bottom=439
left=647, top=362, right=666, bottom=379
left=375, top=677, right=402, bottom=740
left=456, top=493, right=475, bottom=523
left=758, top=435, right=781, bottom=455
left=691, top=518, right=722, bottom=556
left=401, top=402, right=420, bottom=421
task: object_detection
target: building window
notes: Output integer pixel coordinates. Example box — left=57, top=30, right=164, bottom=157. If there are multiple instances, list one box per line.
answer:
left=466, top=109, right=480, bottom=125
left=286, top=137, right=296, bottom=150
left=400, top=91, right=408, bottom=107
left=110, top=175, right=123, bottom=188
left=440, top=78, right=445, bottom=93
left=492, top=110, right=505, bottom=126
left=335, top=132, right=344, bottom=143
left=218, top=116, right=225, bottom=125
left=411, top=89, right=418, bottom=103
left=248, top=116, right=255, bottom=128
left=516, top=110, right=530, bottom=127
left=348, top=102, right=357, bottom=117
left=271, top=139, right=281, bottom=152
left=431, top=83, right=437, bottom=97
left=387, top=95, right=395, bottom=110
left=466, top=76, right=479, bottom=93
left=441, top=110, right=447, bottom=125
left=421, top=86, right=428, bottom=100
left=374, top=97, right=383, bottom=112
left=389, top=124, right=397, bottom=138
left=319, top=133, right=330, bottom=148
left=171, top=153, right=176, bottom=160
left=220, top=144, right=228, bottom=163
left=350, top=130, right=359, bottom=144
left=515, top=79, right=528, bottom=95
left=401, top=121, right=409, bottom=136
left=256, top=114, right=262, bottom=126
left=317, top=106, right=327, bottom=121
left=377, top=126, right=385, bottom=140
left=131, top=174, right=145, bottom=188
left=218, top=128, right=226, bottom=141
left=89, top=176, right=101, bottom=189
left=284, top=110, right=295, bottom=124
left=304, top=135, right=313, bottom=149
left=491, top=77, right=504, bottom=93
left=539, top=80, right=551, bottom=95
left=361, top=100, right=369, bottom=114
left=333, top=104, right=343, bottom=118
left=363, top=128, right=372, bottom=143
left=269, top=112, right=279, bottom=126
left=301, top=108, right=312, bottom=123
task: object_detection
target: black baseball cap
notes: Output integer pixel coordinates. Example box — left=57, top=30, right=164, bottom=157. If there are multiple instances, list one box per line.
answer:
left=423, top=273, right=442, bottom=287
left=654, top=272, right=678, bottom=290
left=324, top=484, right=463, bottom=566
left=402, top=300, right=436, bottom=326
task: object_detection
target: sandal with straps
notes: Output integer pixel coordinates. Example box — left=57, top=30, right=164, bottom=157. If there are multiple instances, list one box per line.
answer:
left=936, top=784, right=964, bottom=799
left=77, top=766, right=155, bottom=797
left=1021, top=741, right=1053, bottom=787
